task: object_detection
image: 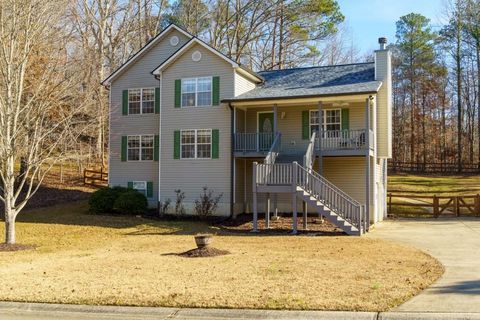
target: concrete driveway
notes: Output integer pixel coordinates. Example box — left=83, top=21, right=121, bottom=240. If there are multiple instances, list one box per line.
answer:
left=368, top=218, right=480, bottom=313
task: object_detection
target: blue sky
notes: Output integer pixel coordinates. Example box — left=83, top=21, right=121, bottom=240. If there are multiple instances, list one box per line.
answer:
left=337, top=0, right=445, bottom=53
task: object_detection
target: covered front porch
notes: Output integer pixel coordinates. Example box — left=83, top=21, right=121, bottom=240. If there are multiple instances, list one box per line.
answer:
left=232, top=94, right=376, bottom=159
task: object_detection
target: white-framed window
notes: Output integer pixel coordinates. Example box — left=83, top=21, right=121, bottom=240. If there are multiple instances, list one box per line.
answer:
left=181, top=77, right=212, bottom=107
left=128, top=88, right=155, bottom=114
left=181, top=129, right=212, bottom=159
left=132, top=181, right=147, bottom=196
left=309, top=109, right=342, bottom=134
left=127, top=135, right=154, bottom=161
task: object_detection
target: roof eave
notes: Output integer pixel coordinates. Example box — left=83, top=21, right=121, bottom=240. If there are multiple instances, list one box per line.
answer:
left=222, top=90, right=380, bottom=104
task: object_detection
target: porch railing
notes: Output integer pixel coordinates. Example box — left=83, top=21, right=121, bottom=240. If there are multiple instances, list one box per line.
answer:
left=315, top=129, right=373, bottom=151
left=294, top=163, right=364, bottom=232
left=264, top=132, right=281, bottom=165
left=234, top=132, right=276, bottom=153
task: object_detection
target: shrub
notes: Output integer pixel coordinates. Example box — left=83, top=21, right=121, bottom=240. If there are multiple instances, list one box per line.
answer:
left=114, top=190, right=148, bottom=215
left=194, top=186, right=223, bottom=218
left=89, top=187, right=119, bottom=213
left=159, top=198, right=172, bottom=215
left=174, top=189, right=186, bottom=215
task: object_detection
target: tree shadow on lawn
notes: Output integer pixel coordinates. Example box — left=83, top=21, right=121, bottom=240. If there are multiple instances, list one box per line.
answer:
left=9, top=201, right=346, bottom=237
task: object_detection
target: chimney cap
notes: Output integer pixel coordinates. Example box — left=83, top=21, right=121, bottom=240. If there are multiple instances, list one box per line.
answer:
left=378, top=37, right=387, bottom=44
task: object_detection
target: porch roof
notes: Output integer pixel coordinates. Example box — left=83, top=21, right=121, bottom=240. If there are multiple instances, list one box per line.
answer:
left=223, top=62, right=382, bottom=103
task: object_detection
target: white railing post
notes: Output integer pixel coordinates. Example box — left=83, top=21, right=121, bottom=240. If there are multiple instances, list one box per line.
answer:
left=252, top=162, right=258, bottom=232
left=292, top=162, right=298, bottom=234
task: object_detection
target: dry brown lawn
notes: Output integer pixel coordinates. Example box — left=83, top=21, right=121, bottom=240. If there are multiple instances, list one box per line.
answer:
left=0, top=201, right=443, bottom=311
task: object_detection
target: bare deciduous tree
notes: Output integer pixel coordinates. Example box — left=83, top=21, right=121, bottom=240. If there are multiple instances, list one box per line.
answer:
left=0, top=0, right=80, bottom=244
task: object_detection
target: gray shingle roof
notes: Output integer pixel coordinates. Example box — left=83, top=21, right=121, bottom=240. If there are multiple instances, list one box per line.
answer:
left=224, top=62, right=382, bottom=102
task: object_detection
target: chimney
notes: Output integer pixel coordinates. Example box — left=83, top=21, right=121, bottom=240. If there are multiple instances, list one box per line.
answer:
left=378, top=37, right=387, bottom=50
left=374, top=36, right=392, bottom=158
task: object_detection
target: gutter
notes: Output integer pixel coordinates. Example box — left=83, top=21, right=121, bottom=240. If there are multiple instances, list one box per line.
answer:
left=221, top=90, right=380, bottom=104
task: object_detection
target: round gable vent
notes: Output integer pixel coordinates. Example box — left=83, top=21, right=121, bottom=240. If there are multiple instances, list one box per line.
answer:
left=192, top=50, right=202, bottom=62
left=170, top=36, right=179, bottom=46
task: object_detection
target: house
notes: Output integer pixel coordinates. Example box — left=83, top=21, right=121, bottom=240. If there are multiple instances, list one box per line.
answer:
left=102, top=24, right=392, bottom=235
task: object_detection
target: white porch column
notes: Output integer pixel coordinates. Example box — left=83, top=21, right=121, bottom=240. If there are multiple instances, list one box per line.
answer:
left=365, top=98, right=371, bottom=230
left=252, top=162, right=258, bottom=232
left=273, top=104, right=278, bottom=134
left=292, top=162, right=298, bottom=234
left=266, top=193, right=271, bottom=229
left=318, top=101, right=323, bottom=174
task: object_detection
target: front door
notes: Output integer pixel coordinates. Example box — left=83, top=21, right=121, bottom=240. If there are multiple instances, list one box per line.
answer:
left=258, top=112, right=274, bottom=152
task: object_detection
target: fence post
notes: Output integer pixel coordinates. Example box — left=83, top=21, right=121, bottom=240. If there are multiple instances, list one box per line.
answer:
left=388, top=193, right=392, bottom=215
left=454, top=196, right=460, bottom=217
left=476, top=194, right=480, bottom=217
left=433, top=195, right=439, bottom=218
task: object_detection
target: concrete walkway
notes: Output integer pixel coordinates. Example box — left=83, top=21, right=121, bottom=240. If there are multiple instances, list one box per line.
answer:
left=368, top=218, right=480, bottom=313
left=1, top=302, right=480, bottom=320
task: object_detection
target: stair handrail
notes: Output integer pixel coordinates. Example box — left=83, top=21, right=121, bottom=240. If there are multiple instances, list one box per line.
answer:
left=264, top=132, right=281, bottom=165
left=293, top=162, right=363, bottom=232
left=303, top=131, right=316, bottom=170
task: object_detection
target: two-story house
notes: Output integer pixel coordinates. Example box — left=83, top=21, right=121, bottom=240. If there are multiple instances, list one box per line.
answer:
left=102, top=24, right=392, bottom=235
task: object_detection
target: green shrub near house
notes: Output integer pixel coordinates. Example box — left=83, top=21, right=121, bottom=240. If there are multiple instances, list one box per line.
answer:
left=89, top=186, right=147, bottom=215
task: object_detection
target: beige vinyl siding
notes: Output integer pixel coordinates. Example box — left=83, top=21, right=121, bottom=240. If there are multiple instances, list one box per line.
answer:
left=322, top=157, right=366, bottom=205
left=375, top=50, right=392, bottom=158
left=234, top=71, right=256, bottom=96
left=160, top=43, right=235, bottom=216
left=109, top=29, right=191, bottom=206
left=243, top=103, right=366, bottom=154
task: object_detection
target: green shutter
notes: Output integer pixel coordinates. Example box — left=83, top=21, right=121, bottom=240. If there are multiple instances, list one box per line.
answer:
left=122, top=90, right=128, bottom=115
left=174, top=79, right=181, bottom=108
left=147, top=181, right=153, bottom=198
left=212, top=129, right=219, bottom=159
left=155, top=87, right=160, bottom=113
left=302, top=110, right=309, bottom=140
left=121, top=136, right=128, bottom=161
left=341, top=108, right=350, bottom=130
left=127, top=181, right=133, bottom=189
left=212, top=76, right=220, bottom=106
left=154, top=135, right=159, bottom=161
left=174, top=130, right=180, bottom=159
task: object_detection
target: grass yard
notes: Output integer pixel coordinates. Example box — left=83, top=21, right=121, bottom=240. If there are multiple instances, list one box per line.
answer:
left=0, top=201, right=443, bottom=311
left=388, top=173, right=480, bottom=196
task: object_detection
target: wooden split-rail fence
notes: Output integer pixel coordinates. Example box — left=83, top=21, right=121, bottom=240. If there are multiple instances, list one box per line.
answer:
left=83, top=167, right=108, bottom=187
left=388, top=193, right=480, bottom=217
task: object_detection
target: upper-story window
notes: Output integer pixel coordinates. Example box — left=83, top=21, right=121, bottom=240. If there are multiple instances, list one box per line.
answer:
left=181, top=77, right=212, bottom=107
left=127, top=135, right=154, bottom=161
left=128, top=88, right=155, bottom=114
left=310, top=109, right=341, bottom=134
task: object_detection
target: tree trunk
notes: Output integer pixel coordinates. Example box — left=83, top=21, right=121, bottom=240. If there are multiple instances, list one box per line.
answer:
left=5, top=214, right=15, bottom=245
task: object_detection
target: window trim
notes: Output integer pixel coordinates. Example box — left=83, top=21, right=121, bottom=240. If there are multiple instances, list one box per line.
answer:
left=180, top=77, right=213, bottom=108
left=128, top=87, right=155, bottom=115
left=180, top=129, right=213, bottom=160
left=309, top=108, right=342, bottom=134
left=127, top=134, right=155, bottom=162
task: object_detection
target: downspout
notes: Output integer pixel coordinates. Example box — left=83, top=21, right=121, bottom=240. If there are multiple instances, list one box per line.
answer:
left=229, top=103, right=235, bottom=219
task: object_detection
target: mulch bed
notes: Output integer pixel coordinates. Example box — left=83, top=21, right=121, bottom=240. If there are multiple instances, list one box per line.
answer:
left=0, top=243, right=36, bottom=252
left=178, top=246, right=230, bottom=258
left=218, top=214, right=345, bottom=235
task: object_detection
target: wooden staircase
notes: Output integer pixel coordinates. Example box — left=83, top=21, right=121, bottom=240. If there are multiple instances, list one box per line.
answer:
left=253, top=162, right=366, bottom=236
